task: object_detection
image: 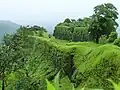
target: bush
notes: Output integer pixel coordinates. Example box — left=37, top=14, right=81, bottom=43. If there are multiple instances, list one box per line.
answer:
left=107, top=32, right=118, bottom=43
left=53, top=25, right=72, bottom=40
left=113, top=38, right=120, bottom=47
left=99, top=35, right=107, bottom=44
left=72, top=27, right=89, bottom=42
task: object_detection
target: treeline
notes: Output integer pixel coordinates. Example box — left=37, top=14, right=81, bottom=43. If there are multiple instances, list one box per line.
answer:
left=1, top=25, right=120, bottom=90
left=53, top=3, right=119, bottom=43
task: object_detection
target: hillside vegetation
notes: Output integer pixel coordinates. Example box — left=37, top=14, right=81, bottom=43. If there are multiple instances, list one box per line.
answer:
left=1, top=27, right=120, bottom=90
left=30, top=35, right=120, bottom=90
left=0, top=2, right=120, bottom=90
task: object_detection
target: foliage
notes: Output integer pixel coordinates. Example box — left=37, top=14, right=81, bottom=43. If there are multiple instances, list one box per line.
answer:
left=29, top=36, right=120, bottom=90
left=46, top=72, right=60, bottom=90
left=99, top=35, right=107, bottom=44
left=64, top=18, right=71, bottom=23
left=53, top=3, right=118, bottom=44
left=0, top=39, right=25, bottom=90
left=74, top=44, right=120, bottom=90
left=89, top=3, right=118, bottom=43
left=72, top=27, right=89, bottom=42
left=46, top=79, right=55, bottom=90
left=53, top=17, right=91, bottom=42
left=1, top=25, right=120, bottom=90
left=46, top=72, right=86, bottom=90
left=76, top=17, right=92, bottom=27
left=107, top=79, right=120, bottom=90
left=0, top=25, right=49, bottom=90
left=54, top=71, right=60, bottom=90
left=53, top=25, right=72, bottom=40
left=107, top=32, right=118, bottom=43
left=113, top=38, right=120, bottom=47
left=0, top=3, right=120, bottom=90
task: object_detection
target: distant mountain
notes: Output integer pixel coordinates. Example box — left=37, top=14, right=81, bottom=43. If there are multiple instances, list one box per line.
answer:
left=0, top=20, right=20, bottom=40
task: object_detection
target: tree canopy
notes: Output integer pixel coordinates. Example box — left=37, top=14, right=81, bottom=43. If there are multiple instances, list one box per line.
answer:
left=89, top=3, right=119, bottom=43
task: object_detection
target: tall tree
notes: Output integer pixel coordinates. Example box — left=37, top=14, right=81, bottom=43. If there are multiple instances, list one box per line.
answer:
left=89, top=3, right=119, bottom=43
left=0, top=44, right=22, bottom=90
left=0, top=25, right=47, bottom=90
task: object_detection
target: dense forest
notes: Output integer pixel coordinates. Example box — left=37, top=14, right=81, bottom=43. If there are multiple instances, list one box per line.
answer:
left=1, top=3, right=120, bottom=90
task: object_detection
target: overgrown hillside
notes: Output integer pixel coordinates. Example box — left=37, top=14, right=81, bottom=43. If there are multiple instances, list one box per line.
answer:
left=1, top=2, right=120, bottom=90
left=2, top=27, right=120, bottom=90
left=29, top=35, right=120, bottom=90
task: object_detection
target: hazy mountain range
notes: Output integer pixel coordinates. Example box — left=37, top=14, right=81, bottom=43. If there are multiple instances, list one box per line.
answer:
left=0, top=20, right=20, bottom=39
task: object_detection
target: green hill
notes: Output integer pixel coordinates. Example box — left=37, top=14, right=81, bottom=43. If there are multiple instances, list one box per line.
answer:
left=29, top=36, right=120, bottom=90
left=0, top=20, right=20, bottom=39
left=5, top=29, right=120, bottom=90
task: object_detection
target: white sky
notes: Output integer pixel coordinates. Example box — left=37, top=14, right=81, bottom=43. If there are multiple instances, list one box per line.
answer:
left=0, top=0, right=120, bottom=30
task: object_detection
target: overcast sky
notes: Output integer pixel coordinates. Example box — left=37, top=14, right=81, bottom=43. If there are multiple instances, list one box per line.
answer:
left=0, top=0, right=120, bottom=31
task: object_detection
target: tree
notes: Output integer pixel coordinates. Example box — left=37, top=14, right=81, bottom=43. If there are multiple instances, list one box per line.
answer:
left=71, top=19, right=76, bottom=23
left=53, top=26, right=72, bottom=40
left=53, top=17, right=92, bottom=41
left=81, top=17, right=92, bottom=27
left=0, top=44, right=23, bottom=90
left=0, top=25, right=47, bottom=90
left=89, top=3, right=119, bottom=43
left=99, top=35, right=107, bottom=44
left=72, top=27, right=89, bottom=42
left=0, top=31, right=28, bottom=90
left=113, top=38, right=120, bottom=47
left=64, top=18, right=71, bottom=23
left=107, top=32, right=118, bottom=43
left=77, top=18, right=83, bottom=22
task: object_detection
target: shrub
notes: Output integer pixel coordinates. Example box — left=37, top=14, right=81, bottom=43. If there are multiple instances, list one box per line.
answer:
left=72, top=27, right=89, bottom=42
left=53, top=25, right=72, bottom=40
left=107, top=32, right=118, bottom=43
left=99, top=35, right=107, bottom=44
left=113, top=38, right=120, bottom=47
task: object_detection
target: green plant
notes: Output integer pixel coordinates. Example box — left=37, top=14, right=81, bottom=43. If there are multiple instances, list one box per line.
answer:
left=99, top=35, right=107, bottom=44
left=107, top=79, right=120, bottom=90
left=89, top=3, right=118, bottom=43
left=72, top=27, right=89, bottom=42
left=113, top=38, right=120, bottom=47
left=46, top=72, right=89, bottom=90
left=54, top=72, right=60, bottom=90
left=107, top=32, right=118, bottom=43
left=46, top=72, right=60, bottom=90
left=46, top=79, right=55, bottom=90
